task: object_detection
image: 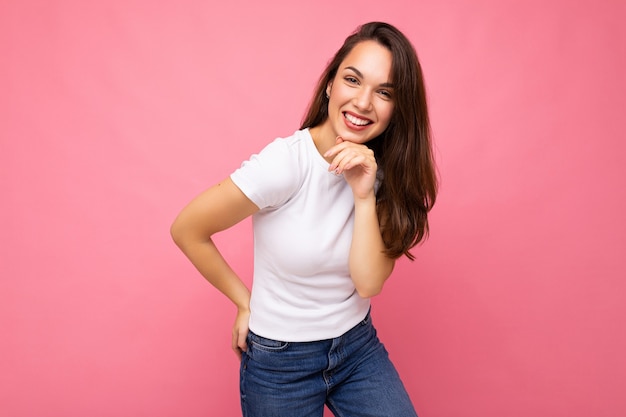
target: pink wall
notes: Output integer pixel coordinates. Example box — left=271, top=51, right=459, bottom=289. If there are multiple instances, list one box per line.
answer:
left=2, top=1, right=625, bottom=416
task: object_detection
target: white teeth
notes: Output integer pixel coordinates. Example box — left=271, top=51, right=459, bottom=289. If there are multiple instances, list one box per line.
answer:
left=344, top=113, right=370, bottom=126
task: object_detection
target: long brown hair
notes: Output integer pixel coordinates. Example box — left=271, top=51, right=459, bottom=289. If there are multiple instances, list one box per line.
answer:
left=301, top=22, right=438, bottom=260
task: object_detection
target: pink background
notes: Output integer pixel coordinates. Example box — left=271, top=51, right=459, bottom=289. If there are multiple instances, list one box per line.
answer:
left=2, top=1, right=625, bottom=416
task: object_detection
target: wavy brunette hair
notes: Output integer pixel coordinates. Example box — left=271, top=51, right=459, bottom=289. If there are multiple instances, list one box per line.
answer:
left=301, top=22, right=438, bottom=260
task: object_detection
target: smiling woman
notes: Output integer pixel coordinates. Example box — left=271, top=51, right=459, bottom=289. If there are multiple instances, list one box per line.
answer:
left=170, top=21, right=437, bottom=417
left=317, top=40, right=395, bottom=145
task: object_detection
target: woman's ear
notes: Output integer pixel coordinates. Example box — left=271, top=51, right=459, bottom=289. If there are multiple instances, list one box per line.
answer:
left=326, top=82, right=332, bottom=98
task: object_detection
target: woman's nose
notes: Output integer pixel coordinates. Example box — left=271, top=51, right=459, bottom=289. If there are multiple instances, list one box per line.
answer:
left=354, top=89, right=373, bottom=111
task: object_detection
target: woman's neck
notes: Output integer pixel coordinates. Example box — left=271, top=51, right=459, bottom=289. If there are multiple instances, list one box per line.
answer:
left=309, top=123, right=335, bottom=164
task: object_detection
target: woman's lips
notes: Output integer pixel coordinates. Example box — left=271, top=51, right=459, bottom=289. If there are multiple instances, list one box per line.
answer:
left=343, top=112, right=372, bottom=130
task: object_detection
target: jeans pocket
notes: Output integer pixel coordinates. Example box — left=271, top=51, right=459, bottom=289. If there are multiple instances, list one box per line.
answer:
left=248, top=331, right=290, bottom=352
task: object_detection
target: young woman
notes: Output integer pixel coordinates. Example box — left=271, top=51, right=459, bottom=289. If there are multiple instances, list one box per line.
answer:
left=171, top=21, right=437, bottom=417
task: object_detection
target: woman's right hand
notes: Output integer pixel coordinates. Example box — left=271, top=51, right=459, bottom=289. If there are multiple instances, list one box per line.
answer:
left=232, top=307, right=250, bottom=360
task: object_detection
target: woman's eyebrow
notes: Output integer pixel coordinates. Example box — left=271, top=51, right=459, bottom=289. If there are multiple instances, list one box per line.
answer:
left=344, top=66, right=364, bottom=78
left=343, top=66, right=394, bottom=88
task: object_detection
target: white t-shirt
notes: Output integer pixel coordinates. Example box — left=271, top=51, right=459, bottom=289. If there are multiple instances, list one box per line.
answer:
left=230, top=128, right=370, bottom=342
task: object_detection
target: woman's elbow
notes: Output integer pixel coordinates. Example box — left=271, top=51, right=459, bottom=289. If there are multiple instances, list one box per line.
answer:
left=352, top=263, right=393, bottom=298
left=170, top=217, right=189, bottom=248
left=355, top=282, right=384, bottom=299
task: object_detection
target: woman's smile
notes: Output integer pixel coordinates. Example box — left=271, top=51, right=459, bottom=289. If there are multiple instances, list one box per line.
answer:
left=317, top=40, right=395, bottom=148
left=343, top=111, right=373, bottom=129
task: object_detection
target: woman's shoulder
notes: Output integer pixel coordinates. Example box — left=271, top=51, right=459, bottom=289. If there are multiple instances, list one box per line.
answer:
left=254, top=129, right=314, bottom=168
left=268, top=128, right=311, bottom=152
left=231, top=130, right=310, bottom=209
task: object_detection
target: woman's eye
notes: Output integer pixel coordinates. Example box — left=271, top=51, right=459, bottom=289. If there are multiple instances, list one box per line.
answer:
left=379, top=90, right=392, bottom=99
left=345, top=76, right=359, bottom=84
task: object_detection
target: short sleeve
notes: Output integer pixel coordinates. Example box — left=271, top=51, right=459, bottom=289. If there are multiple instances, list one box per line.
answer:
left=230, top=138, right=301, bottom=209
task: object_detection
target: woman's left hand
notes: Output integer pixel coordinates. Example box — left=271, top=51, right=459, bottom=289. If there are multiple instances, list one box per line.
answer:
left=324, top=137, right=377, bottom=200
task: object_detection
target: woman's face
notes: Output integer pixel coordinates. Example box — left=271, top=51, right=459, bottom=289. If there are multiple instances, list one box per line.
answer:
left=325, top=40, right=395, bottom=144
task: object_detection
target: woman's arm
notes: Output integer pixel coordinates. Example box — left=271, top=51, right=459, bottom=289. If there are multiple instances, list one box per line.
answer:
left=170, top=177, right=259, bottom=358
left=349, top=191, right=395, bottom=297
left=325, top=138, right=395, bottom=298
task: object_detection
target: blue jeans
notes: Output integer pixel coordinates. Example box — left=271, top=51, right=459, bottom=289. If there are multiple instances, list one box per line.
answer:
left=240, top=311, right=417, bottom=417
